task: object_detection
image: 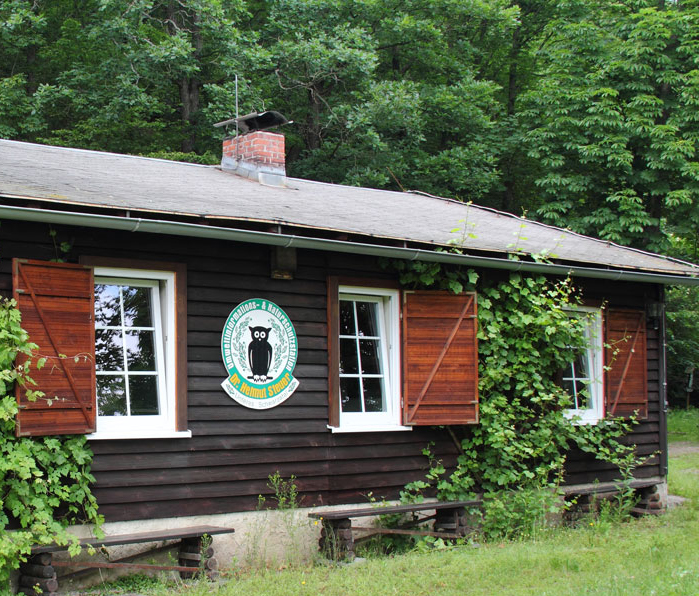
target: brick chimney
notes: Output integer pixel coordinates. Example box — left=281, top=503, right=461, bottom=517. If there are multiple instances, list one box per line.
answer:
left=221, top=131, right=286, bottom=186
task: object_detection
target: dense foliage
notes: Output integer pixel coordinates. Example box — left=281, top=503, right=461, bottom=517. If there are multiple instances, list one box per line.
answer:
left=0, top=299, right=102, bottom=586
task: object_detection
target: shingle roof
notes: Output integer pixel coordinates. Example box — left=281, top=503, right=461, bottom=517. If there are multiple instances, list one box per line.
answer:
left=1, top=139, right=697, bottom=278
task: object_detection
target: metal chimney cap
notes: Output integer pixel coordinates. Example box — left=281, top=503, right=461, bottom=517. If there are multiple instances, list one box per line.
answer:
left=214, top=111, right=291, bottom=133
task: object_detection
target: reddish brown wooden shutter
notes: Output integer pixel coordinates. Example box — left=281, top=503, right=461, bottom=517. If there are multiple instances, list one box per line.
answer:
left=403, top=291, right=478, bottom=425
left=13, top=259, right=95, bottom=436
left=605, top=308, right=647, bottom=419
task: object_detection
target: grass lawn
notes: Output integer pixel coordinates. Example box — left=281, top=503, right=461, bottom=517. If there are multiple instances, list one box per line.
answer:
left=668, top=407, right=699, bottom=443
left=101, top=446, right=699, bottom=596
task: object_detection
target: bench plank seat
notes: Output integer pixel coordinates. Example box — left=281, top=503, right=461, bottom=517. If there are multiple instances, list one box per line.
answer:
left=308, top=499, right=481, bottom=520
left=561, top=478, right=662, bottom=497
left=32, top=524, right=234, bottom=553
left=19, top=525, right=234, bottom=595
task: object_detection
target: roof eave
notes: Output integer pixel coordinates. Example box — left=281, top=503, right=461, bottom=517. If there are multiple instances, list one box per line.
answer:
left=1, top=203, right=698, bottom=286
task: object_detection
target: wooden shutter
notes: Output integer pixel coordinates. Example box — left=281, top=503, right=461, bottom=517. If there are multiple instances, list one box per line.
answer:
left=13, top=259, right=95, bottom=436
left=605, top=308, right=647, bottom=419
left=403, top=291, right=478, bottom=425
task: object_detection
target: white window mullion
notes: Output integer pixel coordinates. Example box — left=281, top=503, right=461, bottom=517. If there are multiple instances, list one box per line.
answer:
left=352, top=301, right=367, bottom=413
left=151, top=283, right=167, bottom=422
left=119, top=286, right=132, bottom=417
left=377, top=301, right=390, bottom=414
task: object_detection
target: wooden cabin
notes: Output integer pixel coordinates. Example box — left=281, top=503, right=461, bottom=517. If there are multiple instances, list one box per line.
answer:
left=0, top=134, right=697, bottom=558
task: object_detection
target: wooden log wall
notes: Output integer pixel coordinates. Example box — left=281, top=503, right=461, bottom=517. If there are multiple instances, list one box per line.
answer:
left=0, top=220, right=663, bottom=521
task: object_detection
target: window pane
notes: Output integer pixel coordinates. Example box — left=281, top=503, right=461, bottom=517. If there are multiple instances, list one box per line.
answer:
left=97, top=375, right=127, bottom=416
left=122, top=286, right=153, bottom=327
left=340, top=338, right=359, bottom=374
left=561, top=351, right=592, bottom=411
left=129, top=375, right=159, bottom=415
left=355, top=301, right=378, bottom=337
left=340, top=377, right=362, bottom=412
left=96, top=329, right=124, bottom=372
left=363, top=378, right=386, bottom=412
left=561, top=379, right=576, bottom=401
left=95, top=284, right=121, bottom=327
left=359, top=339, right=381, bottom=374
left=574, top=352, right=589, bottom=379
left=125, top=330, right=156, bottom=371
left=576, top=382, right=592, bottom=410
left=339, top=301, right=355, bottom=335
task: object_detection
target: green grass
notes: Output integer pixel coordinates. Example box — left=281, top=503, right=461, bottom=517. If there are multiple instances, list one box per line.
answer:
left=87, top=450, right=699, bottom=596
left=668, top=407, right=699, bottom=443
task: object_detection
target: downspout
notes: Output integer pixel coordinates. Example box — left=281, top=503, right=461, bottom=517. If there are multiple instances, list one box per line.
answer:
left=658, top=285, right=669, bottom=477
left=1, top=204, right=699, bottom=286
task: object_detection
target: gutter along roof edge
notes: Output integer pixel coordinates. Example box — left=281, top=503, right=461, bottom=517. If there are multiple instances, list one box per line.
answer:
left=1, top=204, right=698, bottom=286
left=404, top=189, right=699, bottom=273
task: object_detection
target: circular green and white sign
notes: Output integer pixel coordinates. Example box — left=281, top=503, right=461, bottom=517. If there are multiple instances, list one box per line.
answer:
left=220, top=298, right=299, bottom=409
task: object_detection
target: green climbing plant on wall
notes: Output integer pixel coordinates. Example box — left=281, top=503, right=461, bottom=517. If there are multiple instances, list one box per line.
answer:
left=0, top=298, right=102, bottom=588
left=385, top=260, right=640, bottom=538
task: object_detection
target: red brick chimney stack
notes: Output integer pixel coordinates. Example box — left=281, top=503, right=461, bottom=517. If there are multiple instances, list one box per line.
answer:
left=221, top=131, right=286, bottom=186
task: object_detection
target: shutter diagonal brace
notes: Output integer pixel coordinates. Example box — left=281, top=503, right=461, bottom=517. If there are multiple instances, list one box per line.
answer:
left=407, top=295, right=474, bottom=423
left=17, top=263, right=92, bottom=423
left=609, top=314, right=644, bottom=416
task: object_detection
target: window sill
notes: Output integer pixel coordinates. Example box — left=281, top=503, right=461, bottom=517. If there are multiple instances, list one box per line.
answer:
left=86, top=429, right=193, bottom=441
left=328, top=424, right=413, bottom=433
left=565, top=413, right=601, bottom=426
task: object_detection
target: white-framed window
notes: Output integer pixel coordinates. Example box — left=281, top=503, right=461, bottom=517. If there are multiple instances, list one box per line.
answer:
left=334, top=286, right=408, bottom=432
left=89, top=267, right=187, bottom=439
left=562, top=306, right=604, bottom=424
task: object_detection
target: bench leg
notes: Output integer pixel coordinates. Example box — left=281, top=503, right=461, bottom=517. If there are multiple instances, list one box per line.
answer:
left=319, top=518, right=354, bottom=561
left=18, top=553, right=58, bottom=596
left=434, top=507, right=470, bottom=537
left=178, top=537, right=219, bottom=580
left=632, top=484, right=665, bottom=516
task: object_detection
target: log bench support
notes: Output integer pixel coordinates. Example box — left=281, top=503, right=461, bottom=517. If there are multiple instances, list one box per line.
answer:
left=18, top=525, right=234, bottom=596
left=562, top=478, right=666, bottom=521
left=310, top=500, right=482, bottom=561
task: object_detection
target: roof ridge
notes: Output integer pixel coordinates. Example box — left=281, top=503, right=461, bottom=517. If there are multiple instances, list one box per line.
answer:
left=0, top=138, right=214, bottom=169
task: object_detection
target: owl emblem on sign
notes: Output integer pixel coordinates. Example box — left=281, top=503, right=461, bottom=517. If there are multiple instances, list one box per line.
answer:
left=248, top=326, right=273, bottom=382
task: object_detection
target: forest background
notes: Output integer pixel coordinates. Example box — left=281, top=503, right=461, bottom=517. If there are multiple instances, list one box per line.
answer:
left=2, top=0, right=699, bottom=405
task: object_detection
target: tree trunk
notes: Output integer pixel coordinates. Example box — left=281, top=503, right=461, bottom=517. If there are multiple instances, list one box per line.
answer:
left=501, top=26, right=521, bottom=212
left=180, top=10, right=202, bottom=153
left=305, top=88, right=322, bottom=151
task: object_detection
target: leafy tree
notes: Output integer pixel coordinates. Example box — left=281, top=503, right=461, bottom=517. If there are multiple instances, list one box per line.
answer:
left=524, top=0, right=699, bottom=251
left=0, top=0, right=46, bottom=138
left=666, top=284, right=699, bottom=407
left=0, top=0, right=259, bottom=158
left=262, top=0, right=516, bottom=200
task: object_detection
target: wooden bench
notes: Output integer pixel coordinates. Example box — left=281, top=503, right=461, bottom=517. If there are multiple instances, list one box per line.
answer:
left=309, top=500, right=482, bottom=560
left=19, top=525, right=235, bottom=596
left=561, top=477, right=665, bottom=518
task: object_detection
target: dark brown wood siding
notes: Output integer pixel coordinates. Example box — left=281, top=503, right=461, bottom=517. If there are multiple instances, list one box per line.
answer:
left=0, top=221, right=664, bottom=520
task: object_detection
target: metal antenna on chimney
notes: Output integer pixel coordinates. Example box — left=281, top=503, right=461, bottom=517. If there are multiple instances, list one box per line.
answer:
left=235, top=74, right=239, bottom=161
left=214, top=75, right=292, bottom=145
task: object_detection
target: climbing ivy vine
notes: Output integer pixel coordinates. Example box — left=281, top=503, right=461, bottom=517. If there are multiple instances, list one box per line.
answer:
left=0, top=298, right=102, bottom=587
left=385, top=260, right=640, bottom=537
